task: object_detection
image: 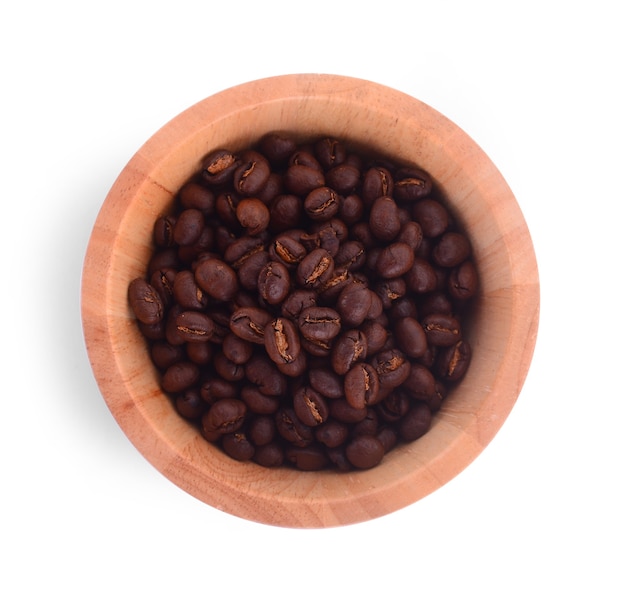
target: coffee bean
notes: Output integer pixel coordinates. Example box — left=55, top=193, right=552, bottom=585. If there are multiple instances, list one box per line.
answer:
left=345, top=435, right=385, bottom=469
left=315, top=419, right=349, bottom=448
left=236, top=197, right=270, bottom=235
left=161, top=361, right=200, bottom=393
left=222, top=432, right=255, bottom=461
left=374, top=348, right=411, bottom=389
left=194, top=257, right=238, bottom=301
left=264, top=317, right=302, bottom=368
left=203, top=398, right=247, bottom=434
left=269, top=235, right=306, bottom=267
left=344, top=363, right=380, bottom=409
left=173, top=208, right=204, bottom=246
left=175, top=311, right=215, bottom=343
left=436, top=340, right=472, bottom=382
left=128, top=278, right=164, bottom=325
left=336, top=282, right=372, bottom=327
left=422, top=313, right=462, bottom=346
left=233, top=150, right=271, bottom=196
left=298, top=306, right=342, bottom=342
left=362, top=166, right=393, bottom=205
left=293, top=386, right=329, bottom=427
left=412, top=199, right=450, bottom=237
left=201, top=149, right=239, bottom=186
left=331, top=329, right=368, bottom=375
left=304, top=186, right=339, bottom=221
left=375, top=242, right=415, bottom=278
left=448, top=260, right=479, bottom=300
left=369, top=196, right=401, bottom=242
left=394, top=316, right=428, bottom=358
left=432, top=232, right=471, bottom=267
left=296, top=248, right=335, bottom=289
left=399, top=402, right=432, bottom=442
left=258, top=261, right=291, bottom=305
left=393, top=167, right=432, bottom=202
left=230, top=306, right=272, bottom=344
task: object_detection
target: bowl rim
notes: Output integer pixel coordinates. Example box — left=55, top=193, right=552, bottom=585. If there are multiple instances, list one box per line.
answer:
left=81, top=73, right=540, bottom=528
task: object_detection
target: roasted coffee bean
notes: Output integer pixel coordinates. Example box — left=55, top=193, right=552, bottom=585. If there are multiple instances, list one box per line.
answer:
left=293, top=386, right=329, bottom=427
left=161, top=361, right=200, bottom=393
left=304, top=186, right=339, bottom=221
left=393, top=167, right=432, bottom=202
left=175, top=389, right=206, bottom=420
left=153, top=215, right=177, bottom=247
left=195, top=257, right=238, bottom=301
left=331, top=329, right=368, bottom=375
left=448, top=260, right=479, bottom=301
left=298, top=306, right=342, bottom=342
left=336, top=282, right=372, bottom=327
left=369, top=196, right=401, bottom=241
left=264, top=317, right=302, bottom=368
left=399, top=402, right=432, bottom=442
left=236, top=197, right=270, bottom=235
left=436, top=340, right=472, bottom=382
left=345, top=435, right=385, bottom=469
left=362, top=166, right=393, bottom=205
left=344, top=362, right=380, bottom=409
left=173, top=208, right=204, bottom=246
left=179, top=181, right=215, bottom=213
left=233, top=150, right=271, bottom=196
left=203, top=398, right=247, bottom=434
left=222, top=432, right=255, bottom=461
left=230, top=306, right=273, bottom=344
left=269, top=235, right=306, bottom=267
left=394, top=316, right=428, bottom=358
left=175, top=311, right=215, bottom=343
left=375, top=242, right=415, bottom=278
left=374, top=348, right=411, bottom=389
left=130, top=133, right=478, bottom=472
left=202, top=149, right=239, bottom=186
left=128, top=278, right=164, bottom=325
left=315, top=419, right=349, bottom=448
left=258, top=261, right=291, bottom=305
left=422, top=313, right=462, bottom=346
left=432, top=231, right=471, bottom=267
left=412, top=199, right=450, bottom=237
left=296, top=248, right=335, bottom=289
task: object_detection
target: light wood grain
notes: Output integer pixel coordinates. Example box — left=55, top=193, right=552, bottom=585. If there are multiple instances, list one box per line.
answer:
left=81, top=74, right=539, bottom=528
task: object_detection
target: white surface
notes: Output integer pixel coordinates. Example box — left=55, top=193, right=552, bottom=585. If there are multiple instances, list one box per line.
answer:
left=3, top=1, right=624, bottom=602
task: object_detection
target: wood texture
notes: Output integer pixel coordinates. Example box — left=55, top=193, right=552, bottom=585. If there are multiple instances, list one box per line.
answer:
left=81, top=74, right=540, bottom=528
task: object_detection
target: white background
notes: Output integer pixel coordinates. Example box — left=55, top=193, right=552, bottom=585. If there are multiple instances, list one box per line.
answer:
left=3, top=1, right=624, bottom=601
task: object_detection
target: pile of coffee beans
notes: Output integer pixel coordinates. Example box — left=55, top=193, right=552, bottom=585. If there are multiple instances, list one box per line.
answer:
left=128, top=133, right=478, bottom=471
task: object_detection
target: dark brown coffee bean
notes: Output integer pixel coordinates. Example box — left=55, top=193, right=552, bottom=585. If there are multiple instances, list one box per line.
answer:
left=375, top=242, right=415, bottom=278
left=419, top=291, right=454, bottom=316
left=258, top=132, right=297, bottom=167
left=296, top=248, right=335, bottom=289
left=394, top=316, right=428, bottom=358
left=397, top=221, right=423, bottom=251
left=241, top=385, right=280, bottom=414
left=283, top=164, right=325, bottom=196
left=203, top=398, right=247, bottom=434
left=150, top=341, right=185, bottom=370
left=344, top=363, right=380, bottom=409
left=150, top=267, right=176, bottom=309
left=326, top=163, right=360, bottom=194
left=258, top=261, right=291, bottom=305
left=221, top=332, right=253, bottom=365
left=334, top=240, right=366, bottom=271
left=173, top=208, right=204, bottom=246
left=171, top=270, right=205, bottom=310
left=448, top=260, right=479, bottom=300
left=307, top=367, right=344, bottom=399
left=422, top=313, right=462, bottom=346
left=360, top=320, right=389, bottom=356
left=362, top=166, right=393, bottom=205
left=128, top=278, right=164, bottom=325
left=253, top=442, right=285, bottom=467
left=201, top=149, right=239, bottom=186
left=399, top=402, right=432, bottom=442
left=432, top=232, right=471, bottom=268
left=175, top=389, right=206, bottom=420
left=275, top=408, right=314, bottom=447
left=229, top=306, right=273, bottom=344
left=315, top=419, right=349, bottom=448
left=345, top=435, right=385, bottom=469
left=329, top=398, right=368, bottom=424
left=237, top=250, right=270, bottom=291
left=264, top=317, right=301, bottom=367
left=153, top=215, right=177, bottom=247
left=393, top=167, right=432, bottom=202
left=223, top=235, right=265, bottom=268
left=195, top=257, right=238, bottom=301
left=236, top=197, right=270, bottom=235
left=222, top=432, right=255, bottom=461
left=336, top=282, right=372, bottom=327
left=294, top=386, right=329, bottom=427
left=298, top=306, right=342, bottom=342
left=436, top=340, right=472, bottom=382
left=233, top=150, right=271, bottom=196
left=331, top=329, right=368, bottom=375
left=369, top=196, right=401, bottom=242
left=175, top=311, right=215, bottom=343
left=412, top=199, right=450, bottom=238
left=281, top=289, right=318, bottom=321
left=404, top=257, right=438, bottom=294
left=213, top=351, right=245, bottom=382
left=338, top=193, right=364, bottom=224
left=199, top=376, right=239, bottom=405
left=304, top=186, right=339, bottom=221
left=248, top=415, right=276, bottom=445
left=373, top=348, right=411, bottom=388
left=186, top=340, right=213, bottom=365
left=161, top=361, right=200, bottom=393
left=374, top=278, right=406, bottom=309
left=245, top=353, right=287, bottom=396
left=314, top=137, right=347, bottom=169
left=403, top=363, right=436, bottom=400
left=286, top=444, right=329, bottom=471
left=378, top=390, right=411, bottom=423
left=269, top=235, right=306, bottom=267
left=269, top=194, right=303, bottom=232
left=179, top=181, right=215, bottom=213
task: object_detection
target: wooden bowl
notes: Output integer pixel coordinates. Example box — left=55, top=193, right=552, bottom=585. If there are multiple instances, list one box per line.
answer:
left=81, top=74, right=539, bottom=528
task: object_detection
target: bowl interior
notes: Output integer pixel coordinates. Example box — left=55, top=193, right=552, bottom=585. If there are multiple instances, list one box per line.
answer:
left=82, top=74, right=539, bottom=528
